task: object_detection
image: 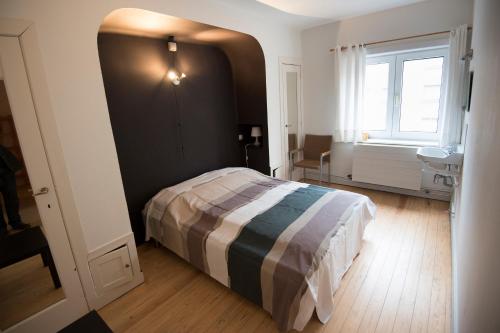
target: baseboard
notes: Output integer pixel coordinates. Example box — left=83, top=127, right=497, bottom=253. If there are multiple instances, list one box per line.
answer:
left=451, top=212, right=458, bottom=333
left=303, top=170, right=451, bottom=202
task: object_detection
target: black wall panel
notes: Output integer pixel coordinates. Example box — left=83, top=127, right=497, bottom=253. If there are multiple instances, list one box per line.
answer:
left=98, top=34, right=243, bottom=242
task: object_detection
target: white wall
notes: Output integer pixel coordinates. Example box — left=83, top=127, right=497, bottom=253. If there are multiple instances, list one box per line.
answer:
left=301, top=0, right=473, bottom=191
left=0, top=0, right=301, bottom=252
left=454, top=0, right=500, bottom=331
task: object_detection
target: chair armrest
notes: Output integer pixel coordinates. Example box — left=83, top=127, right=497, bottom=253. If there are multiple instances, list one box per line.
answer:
left=320, top=151, right=331, bottom=163
left=289, top=148, right=303, bottom=156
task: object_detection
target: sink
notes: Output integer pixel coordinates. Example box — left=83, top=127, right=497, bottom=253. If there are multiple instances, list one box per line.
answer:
left=417, top=146, right=463, bottom=184
left=417, top=146, right=463, bottom=166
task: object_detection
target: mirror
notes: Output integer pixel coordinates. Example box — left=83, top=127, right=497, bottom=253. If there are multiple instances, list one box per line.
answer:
left=0, top=80, right=65, bottom=329
left=286, top=71, right=299, bottom=153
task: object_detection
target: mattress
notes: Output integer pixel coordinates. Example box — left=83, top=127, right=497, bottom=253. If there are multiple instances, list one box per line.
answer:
left=144, top=168, right=375, bottom=331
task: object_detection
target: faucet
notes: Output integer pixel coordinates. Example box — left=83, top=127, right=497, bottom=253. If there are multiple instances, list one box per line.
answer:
left=433, top=174, right=455, bottom=187
left=444, top=144, right=457, bottom=154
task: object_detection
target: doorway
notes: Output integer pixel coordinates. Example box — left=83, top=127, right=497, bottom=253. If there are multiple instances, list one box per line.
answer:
left=0, top=35, right=87, bottom=332
left=280, top=59, right=303, bottom=180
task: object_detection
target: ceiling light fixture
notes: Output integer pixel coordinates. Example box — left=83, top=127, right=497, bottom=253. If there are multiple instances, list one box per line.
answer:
left=167, top=36, right=186, bottom=86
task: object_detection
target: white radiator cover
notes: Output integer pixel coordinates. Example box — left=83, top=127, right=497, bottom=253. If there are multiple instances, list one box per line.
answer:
left=352, top=144, right=423, bottom=190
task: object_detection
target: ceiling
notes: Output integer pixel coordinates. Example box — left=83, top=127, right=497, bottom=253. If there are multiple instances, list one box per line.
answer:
left=255, top=0, right=428, bottom=21
left=100, top=8, right=247, bottom=44
left=99, top=8, right=264, bottom=74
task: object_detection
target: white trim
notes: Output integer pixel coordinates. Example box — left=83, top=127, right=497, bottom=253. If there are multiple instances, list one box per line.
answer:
left=15, top=23, right=101, bottom=309
left=0, top=30, right=88, bottom=332
left=450, top=209, right=459, bottom=333
left=279, top=58, right=303, bottom=180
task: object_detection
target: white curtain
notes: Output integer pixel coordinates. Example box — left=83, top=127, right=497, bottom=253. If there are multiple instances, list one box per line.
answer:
left=440, top=24, right=468, bottom=147
left=333, top=44, right=367, bottom=143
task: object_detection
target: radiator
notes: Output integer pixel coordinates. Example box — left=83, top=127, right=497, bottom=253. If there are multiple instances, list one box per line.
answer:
left=352, top=144, right=423, bottom=190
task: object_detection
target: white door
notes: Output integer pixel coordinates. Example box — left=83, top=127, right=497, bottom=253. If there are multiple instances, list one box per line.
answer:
left=0, top=37, right=87, bottom=332
left=280, top=62, right=303, bottom=180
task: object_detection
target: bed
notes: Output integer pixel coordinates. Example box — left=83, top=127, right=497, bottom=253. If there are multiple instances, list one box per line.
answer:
left=144, top=168, right=375, bottom=331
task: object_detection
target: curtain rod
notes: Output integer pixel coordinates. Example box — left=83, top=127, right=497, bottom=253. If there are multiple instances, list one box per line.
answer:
left=329, top=27, right=472, bottom=52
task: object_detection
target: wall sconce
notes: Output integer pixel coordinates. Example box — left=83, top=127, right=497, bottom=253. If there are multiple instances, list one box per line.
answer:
left=167, top=36, right=186, bottom=86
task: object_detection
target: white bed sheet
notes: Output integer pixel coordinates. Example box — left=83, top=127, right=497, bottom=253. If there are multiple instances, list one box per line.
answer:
left=145, top=170, right=375, bottom=330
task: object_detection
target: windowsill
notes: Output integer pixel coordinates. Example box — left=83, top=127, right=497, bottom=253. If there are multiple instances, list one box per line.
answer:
left=358, top=138, right=439, bottom=147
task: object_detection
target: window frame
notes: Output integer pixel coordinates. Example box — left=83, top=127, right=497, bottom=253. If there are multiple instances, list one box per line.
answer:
left=364, top=55, right=396, bottom=140
left=364, top=47, right=449, bottom=142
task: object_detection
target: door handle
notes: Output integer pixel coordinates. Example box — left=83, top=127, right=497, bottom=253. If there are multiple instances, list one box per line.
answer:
left=32, top=187, right=49, bottom=196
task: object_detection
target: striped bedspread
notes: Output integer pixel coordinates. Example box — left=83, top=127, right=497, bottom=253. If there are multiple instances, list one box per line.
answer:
left=145, top=168, right=375, bottom=331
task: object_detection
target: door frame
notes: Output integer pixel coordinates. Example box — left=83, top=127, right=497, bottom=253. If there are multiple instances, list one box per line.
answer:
left=279, top=57, right=303, bottom=180
left=1, top=19, right=91, bottom=332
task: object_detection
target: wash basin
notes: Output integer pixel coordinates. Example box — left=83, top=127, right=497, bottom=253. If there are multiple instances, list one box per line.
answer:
left=417, top=147, right=464, bottom=165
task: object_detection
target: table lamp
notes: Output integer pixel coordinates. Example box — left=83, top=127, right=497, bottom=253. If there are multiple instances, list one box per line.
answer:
left=251, top=126, right=262, bottom=146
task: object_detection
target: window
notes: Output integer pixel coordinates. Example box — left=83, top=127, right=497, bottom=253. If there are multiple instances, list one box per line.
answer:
left=363, top=47, right=448, bottom=142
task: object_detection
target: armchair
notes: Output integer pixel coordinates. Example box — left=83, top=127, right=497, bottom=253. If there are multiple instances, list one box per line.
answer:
left=289, top=134, right=332, bottom=183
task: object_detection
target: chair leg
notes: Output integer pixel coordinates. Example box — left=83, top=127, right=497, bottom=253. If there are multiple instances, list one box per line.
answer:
left=43, top=247, right=61, bottom=289
left=41, top=251, right=49, bottom=267
left=328, top=161, right=331, bottom=183
left=319, top=163, right=323, bottom=184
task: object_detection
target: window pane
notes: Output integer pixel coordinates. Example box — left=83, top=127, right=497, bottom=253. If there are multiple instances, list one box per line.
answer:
left=364, top=63, right=389, bottom=131
left=399, top=57, right=444, bottom=132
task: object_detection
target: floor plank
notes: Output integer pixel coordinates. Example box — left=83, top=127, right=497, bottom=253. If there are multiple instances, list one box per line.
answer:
left=374, top=199, right=429, bottom=333
left=99, top=181, right=451, bottom=333
left=357, top=198, right=422, bottom=333
left=409, top=201, right=440, bottom=333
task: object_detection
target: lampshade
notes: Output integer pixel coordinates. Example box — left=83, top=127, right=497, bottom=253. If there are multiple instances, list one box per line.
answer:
left=251, top=126, right=262, bottom=138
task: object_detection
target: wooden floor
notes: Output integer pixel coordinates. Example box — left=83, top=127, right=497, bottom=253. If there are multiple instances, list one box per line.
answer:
left=0, top=193, right=58, bottom=330
left=99, top=181, right=451, bottom=333
left=0, top=255, right=65, bottom=330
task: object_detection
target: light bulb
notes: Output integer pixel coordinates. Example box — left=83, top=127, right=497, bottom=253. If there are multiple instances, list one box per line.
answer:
left=167, top=70, right=177, bottom=80
left=166, top=69, right=185, bottom=86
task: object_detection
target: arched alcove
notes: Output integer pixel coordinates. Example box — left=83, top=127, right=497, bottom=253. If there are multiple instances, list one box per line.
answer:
left=97, top=8, right=268, bottom=242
